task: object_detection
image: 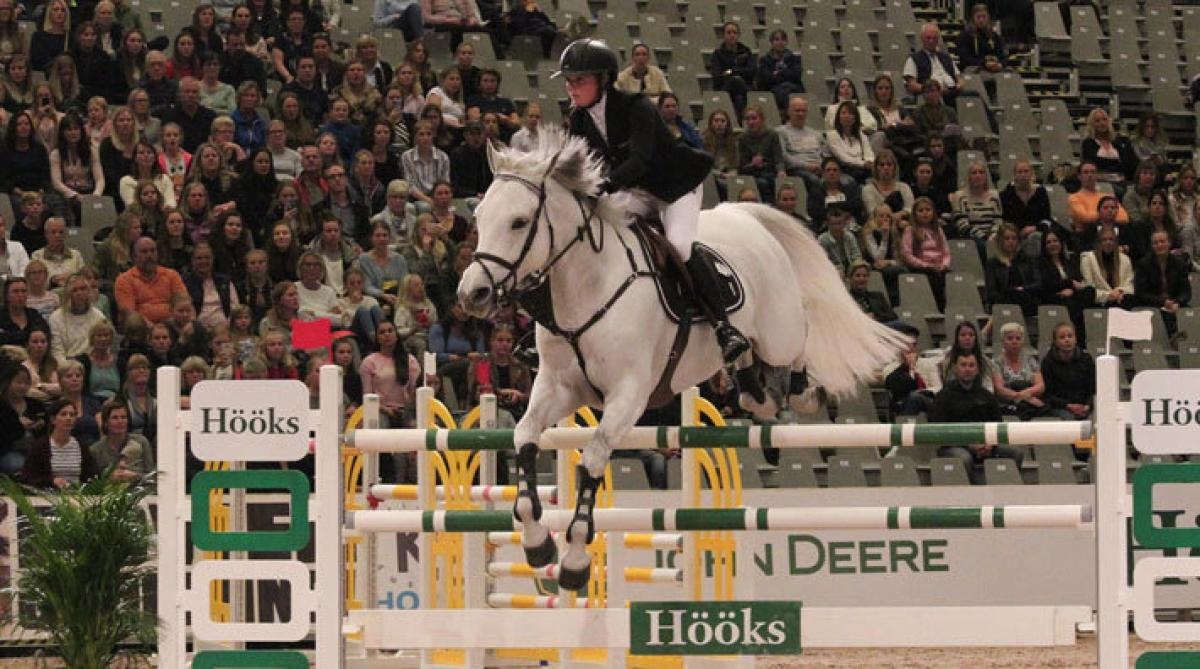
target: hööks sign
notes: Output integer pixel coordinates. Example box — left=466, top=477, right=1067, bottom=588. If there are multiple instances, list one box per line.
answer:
left=189, top=380, right=311, bottom=461
left=630, top=601, right=801, bottom=655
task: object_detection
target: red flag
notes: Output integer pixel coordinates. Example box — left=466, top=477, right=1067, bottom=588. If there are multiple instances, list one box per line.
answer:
left=291, top=318, right=332, bottom=351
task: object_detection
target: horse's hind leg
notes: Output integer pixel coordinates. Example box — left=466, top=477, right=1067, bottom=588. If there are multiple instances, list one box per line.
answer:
left=512, top=374, right=579, bottom=568
left=736, top=356, right=779, bottom=421
left=787, top=361, right=825, bottom=414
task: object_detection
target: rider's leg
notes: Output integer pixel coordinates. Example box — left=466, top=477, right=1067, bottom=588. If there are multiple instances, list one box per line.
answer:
left=662, top=186, right=751, bottom=363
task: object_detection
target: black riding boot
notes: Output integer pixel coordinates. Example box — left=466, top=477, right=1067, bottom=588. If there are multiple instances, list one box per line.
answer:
left=685, top=248, right=751, bottom=363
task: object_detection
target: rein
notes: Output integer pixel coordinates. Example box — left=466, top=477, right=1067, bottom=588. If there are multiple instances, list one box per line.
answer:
left=469, top=155, right=653, bottom=401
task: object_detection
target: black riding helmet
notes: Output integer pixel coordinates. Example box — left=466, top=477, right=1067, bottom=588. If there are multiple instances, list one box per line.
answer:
left=552, top=38, right=619, bottom=86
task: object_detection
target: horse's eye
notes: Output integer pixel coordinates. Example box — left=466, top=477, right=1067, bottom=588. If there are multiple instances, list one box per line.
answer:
left=511, top=217, right=530, bottom=230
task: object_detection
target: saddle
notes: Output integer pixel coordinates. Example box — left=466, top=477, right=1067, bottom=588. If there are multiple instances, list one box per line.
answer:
left=629, top=219, right=745, bottom=324
left=629, top=217, right=745, bottom=409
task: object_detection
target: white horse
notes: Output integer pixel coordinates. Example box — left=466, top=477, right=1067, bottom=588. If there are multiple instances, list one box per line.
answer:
left=458, top=128, right=909, bottom=590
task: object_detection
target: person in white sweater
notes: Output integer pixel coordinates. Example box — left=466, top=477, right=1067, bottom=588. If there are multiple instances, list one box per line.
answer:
left=49, top=274, right=110, bottom=363
left=1080, top=225, right=1136, bottom=308
left=296, top=251, right=343, bottom=323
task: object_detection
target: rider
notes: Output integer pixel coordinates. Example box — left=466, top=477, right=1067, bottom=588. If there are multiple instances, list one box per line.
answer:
left=555, top=38, right=751, bottom=363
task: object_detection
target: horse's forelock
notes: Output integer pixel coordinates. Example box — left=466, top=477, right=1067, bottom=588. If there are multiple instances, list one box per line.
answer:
left=489, top=126, right=606, bottom=198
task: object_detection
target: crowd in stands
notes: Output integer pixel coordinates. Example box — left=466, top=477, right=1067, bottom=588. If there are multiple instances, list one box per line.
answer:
left=0, top=0, right=1183, bottom=486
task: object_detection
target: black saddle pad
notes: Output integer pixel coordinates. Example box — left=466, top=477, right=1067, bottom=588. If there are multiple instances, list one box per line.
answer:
left=630, top=222, right=745, bottom=325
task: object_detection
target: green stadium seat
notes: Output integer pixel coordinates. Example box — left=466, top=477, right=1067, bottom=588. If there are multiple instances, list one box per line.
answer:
left=929, top=457, right=970, bottom=486
left=826, top=456, right=869, bottom=487
left=984, top=458, right=1025, bottom=485
left=880, top=455, right=921, bottom=487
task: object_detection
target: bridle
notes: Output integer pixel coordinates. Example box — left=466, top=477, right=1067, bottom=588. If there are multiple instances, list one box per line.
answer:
left=469, top=151, right=604, bottom=309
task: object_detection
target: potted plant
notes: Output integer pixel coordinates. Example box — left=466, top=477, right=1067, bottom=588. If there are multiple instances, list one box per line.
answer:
left=0, top=475, right=158, bottom=668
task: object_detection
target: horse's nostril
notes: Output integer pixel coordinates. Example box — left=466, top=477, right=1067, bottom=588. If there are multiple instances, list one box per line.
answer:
left=470, top=286, right=492, bottom=305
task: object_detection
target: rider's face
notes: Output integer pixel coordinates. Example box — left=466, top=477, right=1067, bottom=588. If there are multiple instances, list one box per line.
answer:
left=565, top=73, right=601, bottom=108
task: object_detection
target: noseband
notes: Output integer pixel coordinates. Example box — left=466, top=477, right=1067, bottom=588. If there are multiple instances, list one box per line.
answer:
left=470, top=151, right=602, bottom=308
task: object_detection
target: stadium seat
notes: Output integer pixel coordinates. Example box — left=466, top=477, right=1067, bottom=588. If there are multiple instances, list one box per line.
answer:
left=75, top=195, right=116, bottom=265
left=894, top=307, right=936, bottom=350
left=1034, top=1, right=1071, bottom=54
left=826, top=456, right=869, bottom=487
left=984, top=458, right=1025, bottom=485
left=1037, top=453, right=1079, bottom=485
left=776, top=454, right=821, bottom=488
left=947, top=239, right=985, bottom=282
left=898, top=273, right=942, bottom=321
left=929, top=457, right=970, bottom=486
left=611, top=459, right=651, bottom=490
left=880, top=455, right=921, bottom=487
left=944, top=272, right=988, bottom=322
left=726, top=175, right=760, bottom=202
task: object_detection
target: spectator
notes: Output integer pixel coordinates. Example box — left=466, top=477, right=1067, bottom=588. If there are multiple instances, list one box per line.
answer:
left=266, top=221, right=303, bottom=283
left=119, top=353, right=154, bottom=439
left=72, top=27, right=117, bottom=104
left=736, top=104, right=784, bottom=203
left=0, top=360, right=42, bottom=476
left=156, top=207, right=193, bottom=270
left=1171, top=165, right=1199, bottom=231
left=166, top=29, right=200, bottom=80
left=1081, top=225, right=1135, bottom=309
left=846, top=260, right=896, bottom=324
left=911, top=79, right=958, bottom=152
left=119, top=140, right=175, bottom=208
left=50, top=273, right=109, bottom=361
left=826, top=100, right=874, bottom=182
left=73, top=319, right=120, bottom=399
left=239, top=249, right=273, bottom=327
left=219, top=28, right=267, bottom=94
left=2, top=54, right=35, bottom=112
left=89, top=398, right=153, bottom=479
left=615, top=43, right=670, bottom=103
left=1040, top=321, right=1095, bottom=420
left=1131, top=111, right=1168, bottom=178
left=866, top=73, right=919, bottom=164
left=277, top=94, right=317, bottom=150
left=210, top=209, right=253, bottom=284
left=1123, top=161, right=1160, bottom=229
left=32, top=218, right=83, bottom=289
left=0, top=0, right=26, bottom=61
left=985, top=222, right=1040, bottom=315
left=159, top=122, right=192, bottom=192
left=861, top=149, right=912, bottom=215
left=823, top=77, right=876, bottom=134
left=356, top=221, right=408, bottom=311
left=388, top=62, right=426, bottom=124
left=318, top=162, right=371, bottom=247
left=957, top=3, right=1006, bottom=73
left=338, top=267, right=385, bottom=347
left=900, top=196, right=951, bottom=310
left=403, top=213, right=456, bottom=313
left=903, top=22, right=962, bottom=100
left=29, top=0, right=70, bottom=73
left=373, top=0, right=424, bottom=42
left=25, top=261, right=61, bottom=318
left=507, top=0, right=558, bottom=57
left=817, top=205, right=862, bottom=276
left=755, top=29, right=802, bottom=111
left=1128, top=190, right=1179, bottom=263
left=702, top=109, right=737, bottom=197
left=21, top=397, right=99, bottom=488
left=657, top=92, right=701, bottom=150
left=1037, top=229, right=1092, bottom=342
left=49, top=113, right=105, bottom=224
left=309, top=214, right=357, bottom=295
left=24, top=327, right=60, bottom=402
left=91, top=1, right=124, bottom=57
left=0, top=278, right=46, bottom=346
left=94, top=211, right=140, bottom=292
left=1134, top=229, right=1191, bottom=334
left=361, top=320, right=420, bottom=481
left=403, top=39, right=436, bottom=93
left=428, top=300, right=485, bottom=400
left=423, top=0, right=485, bottom=55
left=1000, top=158, right=1052, bottom=255
left=295, top=250, right=341, bottom=323
left=57, top=358, right=102, bottom=447
left=710, top=21, right=755, bottom=119
left=1, top=112, right=52, bottom=205
left=467, top=322, right=530, bottom=418
left=190, top=4, right=222, bottom=56
left=923, top=134, right=957, bottom=201
left=508, top=102, right=542, bottom=153
left=885, top=325, right=936, bottom=416
left=1068, top=161, right=1130, bottom=237
left=949, top=160, right=1003, bottom=252
left=111, top=28, right=146, bottom=103
left=114, top=235, right=187, bottom=325
left=159, top=76, right=216, bottom=153
left=776, top=96, right=828, bottom=193
left=467, top=68, right=519, bottom=138
left=1081, top=106, right=1137, bottom=193
left=774, top=183, right=801, bottom=219
left=394, top=273, right=437, bottom=356
left=230, top=81, right=267, bottom=152
left=183, top=241, right=239, bottom=330
left=806, top=158, right=865, bottom=230
left=372, top=179, right=417, bottom=245
left=139, top=50, right=177, bottom=110
left=860, top=204, right=903, bottom=304
left=48, top=54, right=84, bottom=111
left=448, top=120, right=491, bottom=202
left=402, top=120, right=452, bottom=210
left=929, top=351, right=1020, bottom=481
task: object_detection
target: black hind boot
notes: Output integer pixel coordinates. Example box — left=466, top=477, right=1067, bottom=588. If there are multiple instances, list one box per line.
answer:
left=685, top=248, right=750, bottom=363
left=558, top=465, right=603, bottom=591
left=512, top=442, right=556, bottom=567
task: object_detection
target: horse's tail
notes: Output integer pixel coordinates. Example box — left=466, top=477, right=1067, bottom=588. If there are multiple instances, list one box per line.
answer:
left=741, top=203, right=911, bottom=398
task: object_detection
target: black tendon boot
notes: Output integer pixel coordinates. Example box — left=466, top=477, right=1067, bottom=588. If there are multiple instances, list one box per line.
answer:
left=513, top=442, right=556, bottom=567
left=685, top=248, right=751, bottom=363
left=558, top=465, right=603, bottom=591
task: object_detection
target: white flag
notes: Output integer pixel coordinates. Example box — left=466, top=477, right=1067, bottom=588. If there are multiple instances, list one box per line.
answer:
left=1106, top=308, right=1153, bottom=343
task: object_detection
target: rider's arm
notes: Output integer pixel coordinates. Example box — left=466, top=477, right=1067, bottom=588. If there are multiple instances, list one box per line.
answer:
left=606, top=97, right=659, bottom=190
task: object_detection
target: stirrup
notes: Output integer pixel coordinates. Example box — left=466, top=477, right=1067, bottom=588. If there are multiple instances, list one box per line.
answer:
left=715, top=322, right=750, bottom=363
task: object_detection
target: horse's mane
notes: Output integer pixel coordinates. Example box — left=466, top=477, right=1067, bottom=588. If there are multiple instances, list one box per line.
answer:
left=489, top=126, right=623, bottom=224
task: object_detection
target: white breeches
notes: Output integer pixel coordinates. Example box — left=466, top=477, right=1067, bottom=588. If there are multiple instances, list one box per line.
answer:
left=612, top=185, right=703, bottom=260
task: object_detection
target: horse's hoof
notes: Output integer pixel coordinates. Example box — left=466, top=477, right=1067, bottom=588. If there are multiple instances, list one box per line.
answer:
left=523, top=533, right=558, bottom=568
left=789, top=387, right=825, bottom=414
left=739, top=392, right=779, bottom=421
left=557, top=561, right=591, bottom=591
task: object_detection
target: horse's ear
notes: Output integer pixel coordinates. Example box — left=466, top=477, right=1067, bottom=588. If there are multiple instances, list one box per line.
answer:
left=550, top=138, right=590, bottom=193
left=486, top=140, right=499, bottom=174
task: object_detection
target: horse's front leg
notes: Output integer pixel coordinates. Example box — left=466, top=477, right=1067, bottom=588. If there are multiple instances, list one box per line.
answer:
left=559, top=385, right=650, bottom=590
left=512, top=371, right=582, bottom=568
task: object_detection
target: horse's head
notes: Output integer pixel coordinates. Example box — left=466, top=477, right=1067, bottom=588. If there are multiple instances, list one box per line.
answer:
left=458, top=126, right=607, bottom=317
